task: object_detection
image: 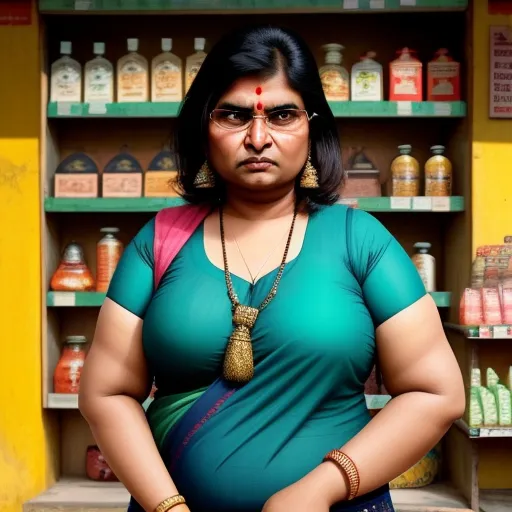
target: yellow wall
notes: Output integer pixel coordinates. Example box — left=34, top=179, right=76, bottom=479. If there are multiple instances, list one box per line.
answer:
left=0, top=3, right=55, bottom=512
left=472, top=2, right=512, bottom=490
left=472, top=4, right=512, bottom=252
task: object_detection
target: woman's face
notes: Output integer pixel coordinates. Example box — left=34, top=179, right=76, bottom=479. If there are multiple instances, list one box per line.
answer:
left=208, top=70, right=310, bottom=193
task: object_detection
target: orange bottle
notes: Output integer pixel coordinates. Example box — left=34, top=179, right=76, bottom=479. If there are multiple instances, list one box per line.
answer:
left=96, top=227, right=123, bottom=293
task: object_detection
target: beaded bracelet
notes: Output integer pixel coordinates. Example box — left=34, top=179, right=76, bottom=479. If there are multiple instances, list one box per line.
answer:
left=323, top=449, right=360, bottom=500
left=154, top=494, right=186, bottom=512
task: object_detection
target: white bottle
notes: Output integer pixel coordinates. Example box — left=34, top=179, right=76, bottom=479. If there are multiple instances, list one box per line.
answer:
left=151, top=38, right=183, bottom=102
left=117, top=38, right=149, bottom=102
left=412, top=242, right=436, bottom=292
left=351, top=51, right=383, bottom=101
left=84, top=42, right=114, bottom=103
left=50, top=41, right=82, bottom=103
left=185, top=37, right=207, bottom=93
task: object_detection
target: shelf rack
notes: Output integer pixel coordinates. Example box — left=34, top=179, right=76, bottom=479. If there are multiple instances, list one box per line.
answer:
left=39, top=0, right=469, bottom=14
left=33, top=0, right=485, bottom=511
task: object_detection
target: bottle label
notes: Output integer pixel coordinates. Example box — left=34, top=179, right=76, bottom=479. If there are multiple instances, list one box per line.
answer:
left=154, top=61, right=181, bottom=100
left=353, top=70, right=381, bottom=99
left=52, top=65, right=81, bottom=101
left=86, top=64, right=113, bottom=102
left=320, top=70, right=349, bottom=100
left=119, top=60, right=147, bottom=100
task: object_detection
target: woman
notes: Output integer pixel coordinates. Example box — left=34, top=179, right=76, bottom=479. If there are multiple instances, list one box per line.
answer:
left=79, top=25, right=465, bottom=512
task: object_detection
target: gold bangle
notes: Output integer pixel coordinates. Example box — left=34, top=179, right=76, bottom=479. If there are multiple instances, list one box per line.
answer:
left=323, top=449, right=360, bottom=500
left=154, top=495, right=186, bottom=512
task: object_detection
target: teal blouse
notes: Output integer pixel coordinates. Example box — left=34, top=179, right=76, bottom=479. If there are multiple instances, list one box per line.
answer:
left=107, top=204, right=426, bottom=511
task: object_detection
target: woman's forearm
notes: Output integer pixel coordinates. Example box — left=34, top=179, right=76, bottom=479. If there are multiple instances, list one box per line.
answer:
left=311, top=391, right=461, bottom=504
left=80, top=394, right=187, bottom=512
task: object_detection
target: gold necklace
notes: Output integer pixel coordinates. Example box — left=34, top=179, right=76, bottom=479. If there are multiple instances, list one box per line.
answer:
left=220, top=206, right=298, bottom=384
left=233, top=229, right=288, bottom=284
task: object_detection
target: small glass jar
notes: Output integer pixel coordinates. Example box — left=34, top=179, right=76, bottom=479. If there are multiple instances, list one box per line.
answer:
left=390, top=144, right=420, bottom=197
left=53, top=335, right=87, bottom=394
left=50, top=242, right=95, bottom=291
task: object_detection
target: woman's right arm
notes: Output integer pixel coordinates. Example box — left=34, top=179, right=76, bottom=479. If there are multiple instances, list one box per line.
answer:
left=79, top=298, right=188, bottom=512
left=78, top=218, right=189, bottom=512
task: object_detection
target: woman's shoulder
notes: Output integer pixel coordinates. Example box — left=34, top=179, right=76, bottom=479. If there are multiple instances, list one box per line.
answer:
left=313, top=203, right=387, bottom=232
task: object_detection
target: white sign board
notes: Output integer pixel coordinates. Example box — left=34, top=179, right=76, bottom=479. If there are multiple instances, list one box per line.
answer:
left=490, top=26, right=512, bottom=118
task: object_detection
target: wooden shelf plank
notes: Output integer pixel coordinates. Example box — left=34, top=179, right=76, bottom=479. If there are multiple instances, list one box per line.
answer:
left=46, top=291, right=451, bottom=308
left=47, top=101, right=467, bottom=119
left=44, top=196, right=465, bottom=213
left=24, top=479, right=472, bottom=512
left=39, top=0, right=469, bottom=14
left=454, top=419, right=512, bottom=439
left=445, top=323, right=512, bottom=339
left=480, top=490, right=512, bottom=512
left=46, top=393, right=392, bottom=410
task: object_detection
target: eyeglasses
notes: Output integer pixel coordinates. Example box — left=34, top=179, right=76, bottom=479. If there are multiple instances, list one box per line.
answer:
left=209, top=108, right=318, bottom=132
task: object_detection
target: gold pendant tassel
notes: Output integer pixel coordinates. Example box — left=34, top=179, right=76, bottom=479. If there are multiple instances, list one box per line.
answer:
left=222, top=305, right=258, bottom=384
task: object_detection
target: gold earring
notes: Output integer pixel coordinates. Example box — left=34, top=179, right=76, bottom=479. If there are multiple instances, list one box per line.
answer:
left=193, top=161, right=215, bottom=188
left=300, top=150, right=319, bottom=188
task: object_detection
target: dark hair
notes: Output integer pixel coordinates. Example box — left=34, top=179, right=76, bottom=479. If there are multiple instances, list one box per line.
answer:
left=174, top=24, right=343, bottom=210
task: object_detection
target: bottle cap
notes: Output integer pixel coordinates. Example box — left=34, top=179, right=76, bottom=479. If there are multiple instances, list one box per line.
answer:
left=322, top=43, right=344, bottom=65
left=60, top=41, right=72, bottom=55
left=93, top=42, right=105, bottom=55
left=100, top=227, right=120, bottom=234
left=430, top=145, right=445, bottom=155
left=414, top=242, right=432, bottom=253
left=194, top=38, right=206, bottom=51
left=127, top=38, right=139, bottom=52
left=65, top=335, right=87, bottom=344
left=397, top=144, right=412, bottom=154
left=162, top=38, right=172, bottom=52
left=362, top=51, right=377, bottom=60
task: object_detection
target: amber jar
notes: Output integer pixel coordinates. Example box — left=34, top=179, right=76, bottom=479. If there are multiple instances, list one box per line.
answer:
left=50, top=242, right=95, bottom=292
left=425, top=145, right=452, bottom=196
left=53, top=335, right=87, bottom=394
left=390, top=145, right=420, bottom=196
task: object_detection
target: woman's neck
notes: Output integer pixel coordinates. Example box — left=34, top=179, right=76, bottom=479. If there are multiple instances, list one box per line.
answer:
left=223, top=188, right=297, bottom=221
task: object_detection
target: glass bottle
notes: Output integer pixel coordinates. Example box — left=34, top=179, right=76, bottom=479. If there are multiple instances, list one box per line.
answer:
left=117, top=38, right=149, bottom=102
left=390, top=144, right=420, bottom=197
left=351, top=51, right=383, bottom=101
left=151, top=38, right=183, bottom=102
left=54, top=335, right=87, bottom=394
left=96, top=227, right=123, bottom=293
left=319, top=43, right=349, bottom=101
left=412, top=242, right=436, bottom=292
left=84, top=42, right=114, bottom=103
left=424, top=145, right=452, bottom=196
left=50, top=242, right=95, bottom=291
left=185, top=38, right=207, bottom=93
left=50, top=41, right=82, bottom=102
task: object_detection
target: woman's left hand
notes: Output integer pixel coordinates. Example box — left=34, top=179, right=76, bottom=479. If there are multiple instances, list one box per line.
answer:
left=261, top=462, right=346, bottom=512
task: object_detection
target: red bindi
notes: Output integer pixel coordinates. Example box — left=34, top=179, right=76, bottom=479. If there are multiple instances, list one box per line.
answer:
left=255, top=87, right=262, bottom=95
left=256, top=101, right=263, bottom=111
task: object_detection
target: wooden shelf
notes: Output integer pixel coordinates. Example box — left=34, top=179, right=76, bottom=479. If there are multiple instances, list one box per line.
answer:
left=455, top=419, right=512, bottom=439
left=23, top=478, right=128, bottom=512
left=39, top=0, right=469, bottom=14
left=46, top=291, right=452, bottom=308
left=46, top=393, right=392, bottom=410
left=47, top=101, right=467, bottom=119
left=44, top=196, right=465, bottom=213
left=24, top=478, right=473, bottom=512
left=445, top=323, right=512, bottom=339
